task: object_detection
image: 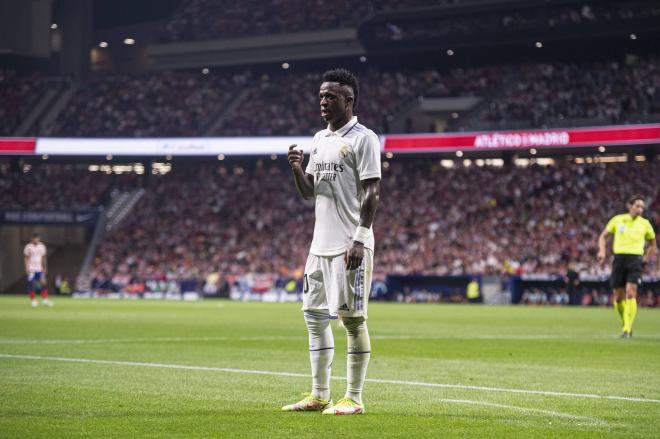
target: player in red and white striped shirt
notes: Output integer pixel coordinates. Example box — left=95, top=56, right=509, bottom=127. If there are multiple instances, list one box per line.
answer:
left=24, top=233, right=52, bottom=307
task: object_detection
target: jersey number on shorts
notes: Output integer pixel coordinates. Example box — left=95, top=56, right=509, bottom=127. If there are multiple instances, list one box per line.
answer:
left=303, top=274, right=309, bottom=294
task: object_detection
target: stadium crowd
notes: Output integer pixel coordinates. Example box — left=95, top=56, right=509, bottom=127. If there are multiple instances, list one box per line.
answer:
left=51, top=70, right=251, bottom=137
left=86, top=162, right=313, bottom=295
left=0, top=166, right=134, bottom=210
left=455, top=59, right=660, bottom=130
left=49, top=67, right=450, bottom=137
left=0, top=69, right=54, bottom=136
left=161, top=0, right=460, bottom=42
left=5, top=158, right=657, bottom=299
left=47, top=57, right=659, bottom=138
left=159, top=0, right=659, bottom=43
left=377, top=159, right=660, bottom=278
left=72, top=158, right=660, bottom=297
left=366, top=0, right=660, bottom=44
left=217, top=69, right=436, bottom=136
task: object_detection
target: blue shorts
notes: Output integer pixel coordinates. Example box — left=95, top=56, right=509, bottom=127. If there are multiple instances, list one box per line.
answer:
left=27, top=272, right=44, bottom=291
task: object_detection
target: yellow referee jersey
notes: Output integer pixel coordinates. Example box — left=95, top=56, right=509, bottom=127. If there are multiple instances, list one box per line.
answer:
left=605, top=214, right=656, bottom=255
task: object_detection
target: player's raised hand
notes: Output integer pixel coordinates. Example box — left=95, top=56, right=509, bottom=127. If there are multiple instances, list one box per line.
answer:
left=288, top=144, right=303, bottom=169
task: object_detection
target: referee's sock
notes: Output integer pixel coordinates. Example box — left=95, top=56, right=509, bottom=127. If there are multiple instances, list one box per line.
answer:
left=623, top=298, right=637, bottom=333
left=304, top=310, right=334, bottom=401
left=613, top=300, right=625, bottom=328
left=343, top=316, right=371, bottom=405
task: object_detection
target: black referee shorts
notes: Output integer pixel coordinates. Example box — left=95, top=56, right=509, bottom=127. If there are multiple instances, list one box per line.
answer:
left=610, top=254, right=644, bottom=289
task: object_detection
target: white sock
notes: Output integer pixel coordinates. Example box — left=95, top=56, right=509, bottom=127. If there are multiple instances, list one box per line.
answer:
left=304, top=310, right=334, bottom=400
left=343, top=316, right=371, bottom=404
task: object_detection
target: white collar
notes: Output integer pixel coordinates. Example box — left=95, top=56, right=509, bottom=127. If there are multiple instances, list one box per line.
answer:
left=324, top=116, right=358, bottom=137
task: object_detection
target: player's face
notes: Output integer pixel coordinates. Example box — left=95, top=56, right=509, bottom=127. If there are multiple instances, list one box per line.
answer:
left=629, top=200, right=645, bottom=217
left=32, top=236, right=40, bottom=244
left=319, top=82, right=352, bottom=125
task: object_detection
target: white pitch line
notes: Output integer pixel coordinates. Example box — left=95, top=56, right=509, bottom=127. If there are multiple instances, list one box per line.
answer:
left=1, top=353, right=659, bottom=404
left=368, top=377, right=660, bottom=403
left=0, top=336, right=305, bottom=345
left=371, top=335, right=617, bottom=340
left=439, top=398, right=607, bottom=425
left=0, top=353, right=309, bottom=378
left=0, top=333, right=625, bottom=345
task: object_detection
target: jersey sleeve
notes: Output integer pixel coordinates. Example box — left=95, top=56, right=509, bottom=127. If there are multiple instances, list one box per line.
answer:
left=605, top=216, right=618, bottom=234
left=645, top=221, right=656, bottom=240
left=23, top=245, right=30, bottom=257
left=356, top=133, right=382, bottom=181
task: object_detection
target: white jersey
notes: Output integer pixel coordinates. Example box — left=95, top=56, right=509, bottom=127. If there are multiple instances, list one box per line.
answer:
left=305, top=116, right=381, bottom=256
left=24, top=242, right=46, bottom=273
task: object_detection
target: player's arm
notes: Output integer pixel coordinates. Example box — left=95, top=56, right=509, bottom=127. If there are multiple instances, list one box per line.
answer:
left=287, top=144, right=314, bottom=200
left=597, top=228, right=612, bottom=265
left=358, top=178, right=380, bottom=230
left=643, top=237, right=657, bottom=267
left=24, top=255, right=29, bottom=275
left=346, top=178, right=381, bottom=270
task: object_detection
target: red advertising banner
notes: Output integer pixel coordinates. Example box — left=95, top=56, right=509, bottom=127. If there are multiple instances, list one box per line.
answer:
left=0, top=125, right=658, bottom=156
left=0, top=138, right=36, bottom=154
left=383, top=124, right=660, bottom=152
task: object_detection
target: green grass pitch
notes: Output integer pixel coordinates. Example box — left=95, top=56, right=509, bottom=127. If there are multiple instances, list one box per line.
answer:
left=1, top=296, right=659, bottom=438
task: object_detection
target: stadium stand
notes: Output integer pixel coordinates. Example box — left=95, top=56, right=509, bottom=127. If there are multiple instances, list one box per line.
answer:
left=51, top=70, right=252, bottom=137
left=216, top=68, right=438, bottom=136
left=86, top=163, right=312, bottom=294
left=47, top=58, right=660, bottom=137
left=18, top=159, right=647, bottom=294
left=160, top=0, right=461, bottom=42
left=451, top=59, right=660, bottom=131
left=378, top=159, right=660, bottom=278
left=361, top=0, right=660, bottom=46
left=0, top=167, right=135, bottom=210
left=0, top=69, right=52, bottom=136
left=160, top=0, right=659, bottom=43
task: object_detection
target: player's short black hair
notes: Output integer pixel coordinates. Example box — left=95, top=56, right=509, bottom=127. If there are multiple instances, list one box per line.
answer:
left=32, top=232, right=40, bottom=238
left=322, top=68, right=359, bottom=110
left=627, top=195, right=645, bottom=206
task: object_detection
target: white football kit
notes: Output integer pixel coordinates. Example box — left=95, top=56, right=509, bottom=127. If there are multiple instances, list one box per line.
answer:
left=303, top=116, right=381, bottom=319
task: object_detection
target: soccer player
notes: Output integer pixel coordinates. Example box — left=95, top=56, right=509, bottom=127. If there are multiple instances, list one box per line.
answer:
left=24, top=233, right=53, bottom=307
left=597, top=195, right=656, bottom=337
left=282, top=69, right=381, bottom=415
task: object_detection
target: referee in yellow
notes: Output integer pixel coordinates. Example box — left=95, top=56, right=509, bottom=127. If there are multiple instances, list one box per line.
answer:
left=598, top=195, right=657, bottom=338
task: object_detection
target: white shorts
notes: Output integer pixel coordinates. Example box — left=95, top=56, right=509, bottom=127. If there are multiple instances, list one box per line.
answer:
left=302, top=249, right=373, bottom=319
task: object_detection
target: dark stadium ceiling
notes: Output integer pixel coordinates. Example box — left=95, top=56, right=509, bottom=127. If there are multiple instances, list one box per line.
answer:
left=92, top=0, right=180, bottom=30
